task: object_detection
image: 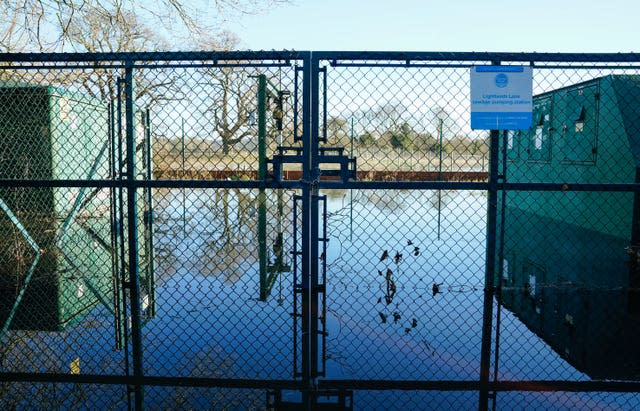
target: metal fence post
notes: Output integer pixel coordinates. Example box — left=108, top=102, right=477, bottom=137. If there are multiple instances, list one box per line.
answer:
left=257, top=75, right=268, bottom=301
left=479, top=124, right=501, bottom=410
left=300, top=51, right=314, bottom=410
left=310, top=52, right=322, bottom=396
left=125, top=60, right=145, bottom=410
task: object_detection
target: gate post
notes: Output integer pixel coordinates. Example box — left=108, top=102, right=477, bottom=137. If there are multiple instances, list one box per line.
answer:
left=309, top=53, right=321, bottom=387
left=124, top=60, right=145, bottom=410
left=479, top=58, right=503, bottom=410
left=479, top=124, right=501, bottom=410
left=300, top=51, right=314, bottom=410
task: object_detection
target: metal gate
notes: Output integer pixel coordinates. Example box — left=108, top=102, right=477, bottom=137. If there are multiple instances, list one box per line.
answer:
left=1, top=51, right=640, bottom=410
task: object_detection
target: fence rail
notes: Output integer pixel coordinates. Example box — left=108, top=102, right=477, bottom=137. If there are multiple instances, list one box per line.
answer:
left=0, top=51, right=639, bottom=410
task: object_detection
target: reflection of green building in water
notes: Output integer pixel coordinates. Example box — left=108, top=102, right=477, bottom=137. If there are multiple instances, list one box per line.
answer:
left=0, top=84, right=154, bottom=334
left=498, top=75, right=640, bottom=380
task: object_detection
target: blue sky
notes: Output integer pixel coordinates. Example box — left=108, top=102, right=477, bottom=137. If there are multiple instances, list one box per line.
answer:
left=225, top=0, right=639, bottom=52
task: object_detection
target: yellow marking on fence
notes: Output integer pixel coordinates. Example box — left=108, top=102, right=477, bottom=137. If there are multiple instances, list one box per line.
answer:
left=70, top=357, right=80, bottom=375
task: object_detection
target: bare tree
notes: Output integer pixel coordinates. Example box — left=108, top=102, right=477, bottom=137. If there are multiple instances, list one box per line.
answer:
left=65, top=7, right=163, bottom=53
left=210, top=67, right=257, bottom=154
left=327, top=116, right=348, bottom=142
left=59, top=7, right=187, bottom=106
left=372, top=102, right=406, bottom=135
left=198, top=33, right=260, bottom=154
left=0, top=0, right=290, bottom=52
left=0, top=6, right=185, bottom=112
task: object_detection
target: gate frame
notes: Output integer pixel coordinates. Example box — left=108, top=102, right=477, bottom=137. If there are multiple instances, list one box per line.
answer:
left=1, top=50, right=640, bottom=410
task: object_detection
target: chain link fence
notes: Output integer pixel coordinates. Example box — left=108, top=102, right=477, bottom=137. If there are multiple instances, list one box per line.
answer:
left=0, top=51, right=639, bottom=410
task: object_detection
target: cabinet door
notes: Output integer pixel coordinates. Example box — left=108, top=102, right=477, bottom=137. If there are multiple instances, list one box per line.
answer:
left=528, top=96, right=553, bottom=163
left=561, top=84, right=599, bottom=164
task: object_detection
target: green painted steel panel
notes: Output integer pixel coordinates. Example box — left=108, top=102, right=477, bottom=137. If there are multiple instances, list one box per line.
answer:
left=503, top=75, right=639, bottom=236
left=0, top=84, right=153, bottom=332
left=559, top=83, right=599, bottom=164
left=526, top=95, right=553, bottom=164
left=497, top=75, right=640, bottom=380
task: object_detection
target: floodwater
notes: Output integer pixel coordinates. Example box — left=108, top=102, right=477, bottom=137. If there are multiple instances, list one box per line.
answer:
left=1, top=188, right=639, bottom=410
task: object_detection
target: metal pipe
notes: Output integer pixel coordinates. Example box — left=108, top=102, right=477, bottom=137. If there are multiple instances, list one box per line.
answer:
left=322, top=67, right=327, bottom=142
left=0, top=178, right=492, bottom=191
left=4, top=50, right=640, bottom=64
left=301, top=52, right=313, bottom=410
left=116, top=76, right=132, bottom=409
left=3, top=371, right=640, bottom=393
left=125, top=62, right=144, bottom=410
left=257, top=75, right=268, bottom=301
left=108, top=100, right=123, bottom=351
left=144, top=108, right=156, bottom=318
left=321, top=195, right=328, bottom=376
left=7, top=173, right=640, bottom=193
left=309, top=54, right=321, bottom=391
left=491, top=131, right=509, bottom=411
left=292, top=195, right=300, bottom=376
left=0, top=178, right=493, bottom=190
left=350, top=117, right=354, bottom=242
left=438, top=117, right=443, bottom=240
left=479, top=127, right=500, bottom=411
left=181, top=117, right=186, bottom=234
left=294, top=67, right=302, bottom=142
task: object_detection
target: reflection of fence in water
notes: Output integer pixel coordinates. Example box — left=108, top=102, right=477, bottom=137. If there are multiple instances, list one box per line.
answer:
left=1, top=52, right=640, bottom=410
left=320, top=189, right=488, bottom=381
left=152, top=188, right=296, bottom=287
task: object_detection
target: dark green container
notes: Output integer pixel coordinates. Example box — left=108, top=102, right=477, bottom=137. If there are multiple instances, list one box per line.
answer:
left=498, top=75, right=640, bottom=379
left=0, top=84, right=154, bottom=332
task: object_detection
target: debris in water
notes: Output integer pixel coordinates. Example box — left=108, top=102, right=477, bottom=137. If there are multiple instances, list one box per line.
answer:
left=386, top=268, right=393, bottom=280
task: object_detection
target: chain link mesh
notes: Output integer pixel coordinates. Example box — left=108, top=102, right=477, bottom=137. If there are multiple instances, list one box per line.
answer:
left=0, top=52, right=639, bottom=409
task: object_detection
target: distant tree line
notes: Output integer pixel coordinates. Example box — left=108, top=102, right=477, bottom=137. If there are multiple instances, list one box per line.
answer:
left=327, top=113, right=488, bottom=156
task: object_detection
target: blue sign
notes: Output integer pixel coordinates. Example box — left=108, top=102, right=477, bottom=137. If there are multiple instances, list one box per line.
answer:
left=470, top=66, right=533, bottom=130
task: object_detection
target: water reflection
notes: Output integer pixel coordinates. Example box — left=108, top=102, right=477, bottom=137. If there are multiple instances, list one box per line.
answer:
left=153, top=187, right=294, bottom=288
left=2, top=186, right=639, bottom=409
left=321, top=189, right=488, bottom=384
left=499, top=201, right=640, bottom=380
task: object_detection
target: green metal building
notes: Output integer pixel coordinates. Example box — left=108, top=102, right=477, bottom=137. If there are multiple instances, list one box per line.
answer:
left=0, top=84, right=154, bottom=333
left=498, top=75, right=640, bottom=379
left=503, top=74, right=640, bottom=234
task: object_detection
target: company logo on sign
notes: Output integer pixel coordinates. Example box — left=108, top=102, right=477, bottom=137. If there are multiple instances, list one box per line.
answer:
left=495, top=73, right=509, bottom=88
left=470, top=65, right=533, bottom=130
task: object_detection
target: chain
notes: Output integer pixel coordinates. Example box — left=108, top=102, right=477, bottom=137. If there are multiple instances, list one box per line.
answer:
left=299, top=166, right=322, bottom=191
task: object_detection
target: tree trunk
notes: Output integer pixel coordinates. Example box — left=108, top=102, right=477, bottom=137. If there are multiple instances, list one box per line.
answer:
left=222, top=138, right=230, bottom=155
